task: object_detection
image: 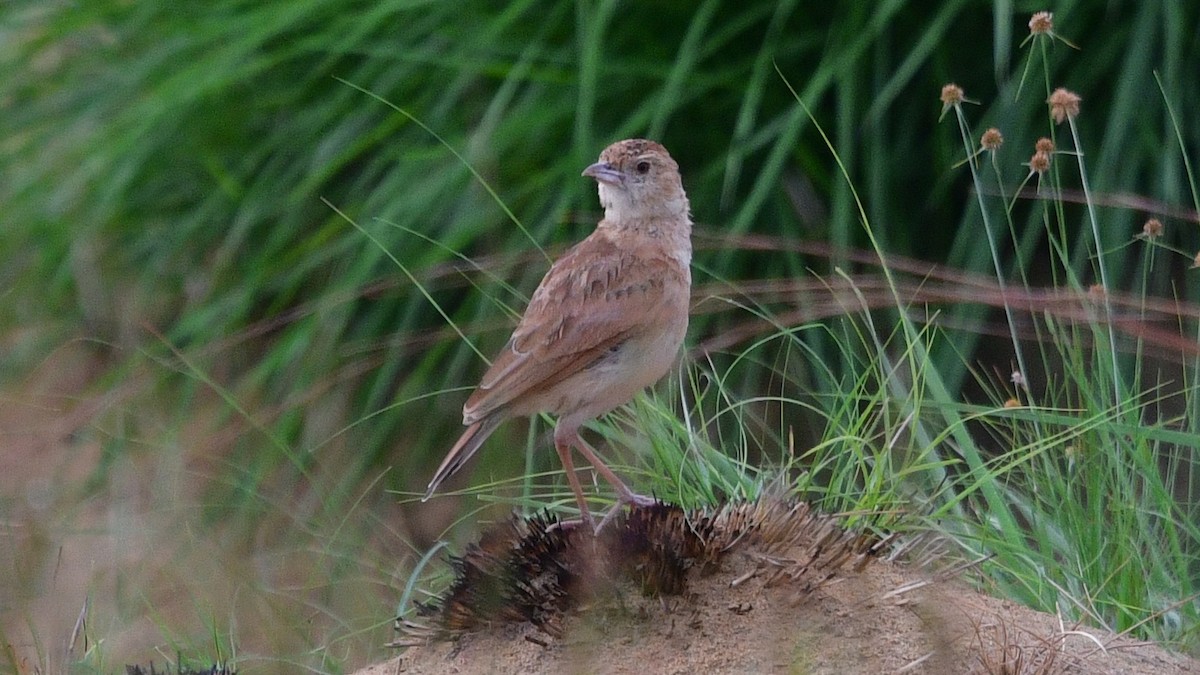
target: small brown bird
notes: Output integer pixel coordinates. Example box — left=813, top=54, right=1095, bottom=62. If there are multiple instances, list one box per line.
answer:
left=423, top=139, right=692, bottom=528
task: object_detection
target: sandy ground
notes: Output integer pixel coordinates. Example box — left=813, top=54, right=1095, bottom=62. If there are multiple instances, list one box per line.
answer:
left=0, top=344, right=404, bottom=672
left=365, top=549, right=1199, bottom=675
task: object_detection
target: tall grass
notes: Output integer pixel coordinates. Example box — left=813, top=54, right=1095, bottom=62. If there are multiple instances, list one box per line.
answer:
left=919, top=14, right=1200, bottom=642
left=2, top=2, right=1199, bottom=671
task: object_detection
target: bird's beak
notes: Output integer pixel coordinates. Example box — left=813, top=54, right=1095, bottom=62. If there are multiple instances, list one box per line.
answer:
left=582, top=162, right=623, bottom=186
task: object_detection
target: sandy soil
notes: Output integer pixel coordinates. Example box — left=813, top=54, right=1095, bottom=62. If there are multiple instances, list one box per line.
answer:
left=365, top=549, right=1199, bottom=675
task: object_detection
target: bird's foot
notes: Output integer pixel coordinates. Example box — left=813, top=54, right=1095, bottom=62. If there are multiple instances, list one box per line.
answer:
left=593, top=491, right=659, bottom=532
left=619, top=491, right=659, bottom=509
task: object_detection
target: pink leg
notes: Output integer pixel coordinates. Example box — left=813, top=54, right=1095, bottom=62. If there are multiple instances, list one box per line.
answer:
left=554, top=436, right=596, bottom=529
left=571, top=433, right=657, bottom=508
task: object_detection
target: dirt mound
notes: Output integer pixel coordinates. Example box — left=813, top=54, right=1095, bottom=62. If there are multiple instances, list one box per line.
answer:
left=368, top=504, right=1199, bottom=675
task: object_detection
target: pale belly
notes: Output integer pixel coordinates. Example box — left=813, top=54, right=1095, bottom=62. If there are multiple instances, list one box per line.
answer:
left=529, top=314, right=688, bottom=421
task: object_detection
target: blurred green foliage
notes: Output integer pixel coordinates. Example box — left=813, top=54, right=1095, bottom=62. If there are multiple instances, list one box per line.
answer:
left=5, top=2, right=1196, bottom=497
left=0, top=0, right=1196, bottom=543
left=4, top=0, right=1200, bottom=659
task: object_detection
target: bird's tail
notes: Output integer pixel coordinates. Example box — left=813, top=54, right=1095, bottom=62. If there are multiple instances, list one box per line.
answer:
left=422, top=414, right=504, bottom=501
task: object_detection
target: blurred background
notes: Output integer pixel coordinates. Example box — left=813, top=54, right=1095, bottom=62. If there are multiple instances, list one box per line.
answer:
left=2, top=1, right=1198, bottom=672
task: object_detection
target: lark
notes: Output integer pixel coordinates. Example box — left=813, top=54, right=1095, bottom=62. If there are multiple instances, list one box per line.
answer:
left=423, top=139, right=692, bottom=529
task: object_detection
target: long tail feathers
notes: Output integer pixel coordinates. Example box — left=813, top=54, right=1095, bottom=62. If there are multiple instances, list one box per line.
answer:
left=422, top=415, right=503, bottom=501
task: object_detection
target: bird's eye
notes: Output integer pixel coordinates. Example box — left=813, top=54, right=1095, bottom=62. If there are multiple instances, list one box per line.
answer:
left=635, top=160, right=651, bottom=174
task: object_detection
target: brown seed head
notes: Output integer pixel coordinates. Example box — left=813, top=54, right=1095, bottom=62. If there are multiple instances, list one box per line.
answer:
left=940, top=83, right=964, bottom=108
left=1142, top=218, right=1164, bottom=238
left=1003, top=398, right=1021, bottom=409
left=1035, top=137, right=1055, bottom=154
left=981, top=128, right=1003, bottom=151
left=1029, top=11, right=1054, bottom=35
left=1048, top=88, right=1081, bottom=124
left=1029, top=151, right=1051, bottom=175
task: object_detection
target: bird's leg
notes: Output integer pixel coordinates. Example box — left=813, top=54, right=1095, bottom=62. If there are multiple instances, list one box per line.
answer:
left=554, top=435, right=596, bottom=530
left=572, top=433, right=657, bottom=509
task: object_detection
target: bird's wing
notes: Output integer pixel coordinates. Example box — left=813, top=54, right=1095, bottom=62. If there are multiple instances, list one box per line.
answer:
left=462, top=230, right=684, bottom=423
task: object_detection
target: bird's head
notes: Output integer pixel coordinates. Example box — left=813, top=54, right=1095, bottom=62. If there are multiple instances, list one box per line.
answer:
left=582, top=139, right=689, bottom=224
